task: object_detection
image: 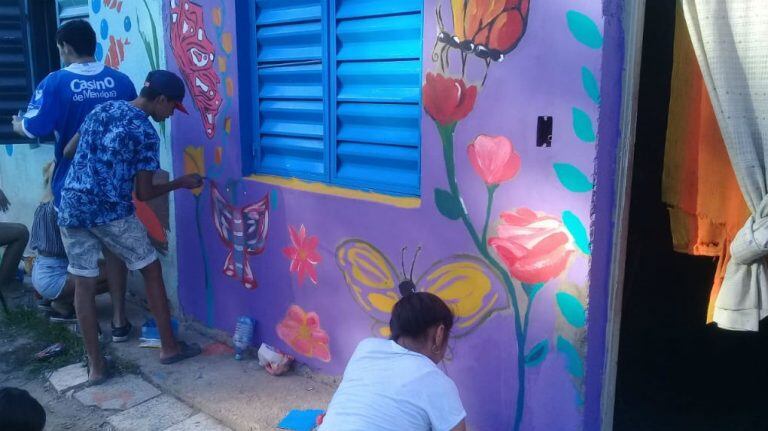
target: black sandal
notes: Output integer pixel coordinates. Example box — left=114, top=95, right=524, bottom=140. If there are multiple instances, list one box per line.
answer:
left=84, top=355, right=114, bottom=387
left=160, top=341, right=202, bottom=365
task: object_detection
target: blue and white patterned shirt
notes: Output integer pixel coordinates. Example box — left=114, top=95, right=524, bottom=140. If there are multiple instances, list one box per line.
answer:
left=58, top=100, right=160, bottom=228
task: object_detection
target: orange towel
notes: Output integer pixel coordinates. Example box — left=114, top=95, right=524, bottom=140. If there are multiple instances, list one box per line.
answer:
left=662, top=3, right=750, bottom=323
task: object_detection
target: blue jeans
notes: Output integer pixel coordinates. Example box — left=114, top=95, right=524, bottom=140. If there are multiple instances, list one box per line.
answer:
left=32, top=255, right=68, bottom=300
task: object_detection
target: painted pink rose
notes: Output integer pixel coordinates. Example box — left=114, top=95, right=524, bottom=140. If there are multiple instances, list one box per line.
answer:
left=467, top=135, right=521, bottom=185
left=488, top=208, right=575, bottom=284
left=276, top=305, right=331, bottom=362
left=283, top=225, right=322, bottom=286
left=422, top=72, right=478, bottom=126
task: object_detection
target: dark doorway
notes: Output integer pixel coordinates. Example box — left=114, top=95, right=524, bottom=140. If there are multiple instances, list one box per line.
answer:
left=613, top=2, right=768, bottom=430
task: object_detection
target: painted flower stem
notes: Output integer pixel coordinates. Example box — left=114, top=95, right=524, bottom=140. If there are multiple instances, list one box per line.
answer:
left=194, top=195, right=214, bottom=326
left=438, top=123, right=530, bottom=431
left=481, top=185, right=498, bottom=247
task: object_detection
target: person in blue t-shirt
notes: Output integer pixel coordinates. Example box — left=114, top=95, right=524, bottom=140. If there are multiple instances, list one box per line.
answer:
left=60, top=70, right=203, bottom=385
left=10, top=19, right=137, bottom=342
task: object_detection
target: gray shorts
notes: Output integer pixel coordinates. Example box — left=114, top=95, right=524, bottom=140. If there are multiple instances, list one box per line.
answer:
left=60, top=214, right=157, bottom=277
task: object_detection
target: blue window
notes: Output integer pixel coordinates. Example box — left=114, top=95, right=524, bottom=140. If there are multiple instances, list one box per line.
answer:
left=238, top=0, right=424, bottom=196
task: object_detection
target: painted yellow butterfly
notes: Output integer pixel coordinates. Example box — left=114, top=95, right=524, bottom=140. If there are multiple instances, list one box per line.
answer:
left=336, top=239, right=509, bottom=338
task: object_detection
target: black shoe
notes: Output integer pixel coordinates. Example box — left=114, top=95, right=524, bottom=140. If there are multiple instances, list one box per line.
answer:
left=49, top=309, right=77, bottom=324
left=111, top=321, right=133, bottom=343
left=37, top=298, right=53, bottom=312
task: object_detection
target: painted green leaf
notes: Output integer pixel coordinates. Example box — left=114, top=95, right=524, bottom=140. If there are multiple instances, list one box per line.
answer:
left=270, top=189, right=279, bottom=211
left=522, top=283, right=544, bottom=299
left=525, top=339, right=549, bottom=367
left=556, top=292, right=586, bottom=328
left=581, top=67, right=600, bottom=105
left=567, top=10, right=603, bottom=49
left=557, top=336, right=584, bottom=378
left=434, top=188, right=462, bottom=220
left=572, top=108, right=596, bottom=143
left=562, top=210, right=591, bottom=254
left=553, top=163, right=593, bottom=193
left=574, top=381, right=585, bottom=406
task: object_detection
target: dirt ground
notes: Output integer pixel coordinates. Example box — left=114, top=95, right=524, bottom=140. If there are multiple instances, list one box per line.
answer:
left=0, top=318, right=114, bottom=430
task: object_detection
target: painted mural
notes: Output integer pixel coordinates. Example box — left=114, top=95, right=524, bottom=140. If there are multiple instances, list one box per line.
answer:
left=170, top=0, right=223, bottom=138
left=211, top=181, right=269, bottom=289
left=172, top=0, right=240, bottom=325
left=277, top=304, right=332, bottom=363
left=167, top=0, right=609, bottom=429
left=284, top=225, right=322, bottom=287
left=336, top=240, right=507, bottom=338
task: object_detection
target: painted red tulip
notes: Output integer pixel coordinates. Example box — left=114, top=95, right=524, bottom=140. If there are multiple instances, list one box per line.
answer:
left=489, top=208, right=575, bottom=284
left=467, top=134, right=521, bottom=185
left=423, top=72, right=478, bottom=126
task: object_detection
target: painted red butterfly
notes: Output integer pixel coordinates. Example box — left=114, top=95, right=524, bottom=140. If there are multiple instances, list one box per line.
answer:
left=170, top=0, right=222, bottom=138
left=437, top=0, right=531, bottom=63
left=211, top=182, right=270, bottom=289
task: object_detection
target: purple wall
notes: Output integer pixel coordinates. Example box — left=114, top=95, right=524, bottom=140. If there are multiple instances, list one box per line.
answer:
left=166, top=0, right=624, bottom=429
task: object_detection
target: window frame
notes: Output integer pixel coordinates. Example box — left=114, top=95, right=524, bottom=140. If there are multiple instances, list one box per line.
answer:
left=0, top=0, right=86, bottom=144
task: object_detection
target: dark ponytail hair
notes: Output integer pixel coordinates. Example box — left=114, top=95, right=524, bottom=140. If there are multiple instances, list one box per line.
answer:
left=389, top=291, right=454, bottom=342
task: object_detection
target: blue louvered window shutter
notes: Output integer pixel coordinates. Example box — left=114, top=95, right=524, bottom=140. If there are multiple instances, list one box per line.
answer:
left=253, top=0, right=329, bottom=181
left=249, top=0, right=423, bottom=196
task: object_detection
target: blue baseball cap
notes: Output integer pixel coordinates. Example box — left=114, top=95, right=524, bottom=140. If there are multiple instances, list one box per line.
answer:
left=143, top=70, right=188, bottom=114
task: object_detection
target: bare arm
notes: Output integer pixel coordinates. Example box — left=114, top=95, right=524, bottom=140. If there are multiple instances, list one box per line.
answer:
left=450, top=419, right=467, bottom=431
left=135, top=170, right=203, bottom=202
left=11, top=115, right=28, bottom=138
left=63, top=133, right=80, bottom=159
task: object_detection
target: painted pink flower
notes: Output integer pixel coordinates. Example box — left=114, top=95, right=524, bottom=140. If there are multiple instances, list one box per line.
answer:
left=422, top=72, right=478, bottom=126
left=283, top=225, right=322, bottom=286
left=467, top=135, right=521, bottom=185
left=488, top=208, right=575, bottom=284
left=276, top=305, right=331, bottom=362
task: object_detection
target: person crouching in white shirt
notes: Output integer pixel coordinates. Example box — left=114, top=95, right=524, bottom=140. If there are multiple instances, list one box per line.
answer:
left=320, top=290, right=467, bottom=431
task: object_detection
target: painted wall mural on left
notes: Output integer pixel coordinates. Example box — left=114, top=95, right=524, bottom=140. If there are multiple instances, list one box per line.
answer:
left=91, top=0, right=173, bottom=256
left=167, top=0, right=611, bottom=429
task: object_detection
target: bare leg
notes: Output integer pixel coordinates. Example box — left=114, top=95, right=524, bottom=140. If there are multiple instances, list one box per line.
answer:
left=73, top=275, right=105, bottom=381
left=139, top=260, right=179, bottom=359
left=0, top=223, right=29, bottom=284
left=103, top=248, right=128, bottom=328
left=52, top=274, right=109, bottom=309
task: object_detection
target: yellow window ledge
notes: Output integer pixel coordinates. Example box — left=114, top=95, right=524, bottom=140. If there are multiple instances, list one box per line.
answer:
left=245, top=174, right=422, bottom=209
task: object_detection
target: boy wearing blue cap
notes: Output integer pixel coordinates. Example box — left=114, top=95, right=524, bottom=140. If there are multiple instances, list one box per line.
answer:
left=60, top=70, right=203, bottom=385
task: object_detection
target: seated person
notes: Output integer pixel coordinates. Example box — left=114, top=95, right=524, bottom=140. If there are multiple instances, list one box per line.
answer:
left=30, top=161, right=108, bottom=323
left=0, top=188, right=29, bottom=312
left=0, top=387, right=46, bottom=431
left=319, top=291, right=467, bottom=431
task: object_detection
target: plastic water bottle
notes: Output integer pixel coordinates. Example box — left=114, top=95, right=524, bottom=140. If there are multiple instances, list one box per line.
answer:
left=233, top=316, right=254, bottom=361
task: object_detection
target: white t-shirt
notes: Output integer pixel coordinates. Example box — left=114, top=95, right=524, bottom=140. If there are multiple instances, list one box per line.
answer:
left=319, top=338, right=466, bottom=431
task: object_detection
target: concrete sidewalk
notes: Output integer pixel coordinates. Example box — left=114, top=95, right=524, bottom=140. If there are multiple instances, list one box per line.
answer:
left=7, top=281, right=336, bottom=431
left=89, top=292, right=335, bottom=430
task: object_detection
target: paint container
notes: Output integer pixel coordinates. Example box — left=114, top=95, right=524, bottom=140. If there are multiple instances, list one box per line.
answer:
left=140, top=318, right=179, bottom=348
left=233, top=316, right=255, bottom=360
